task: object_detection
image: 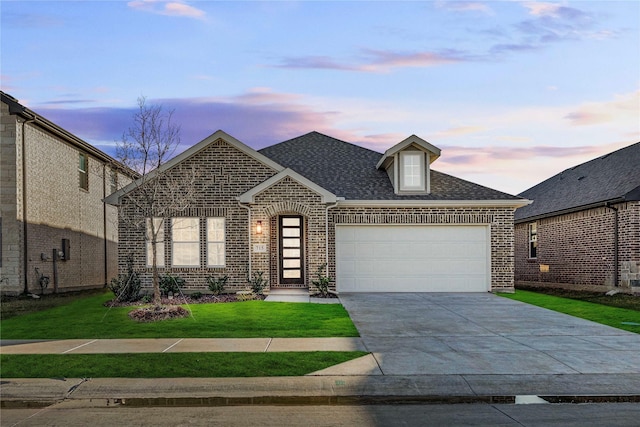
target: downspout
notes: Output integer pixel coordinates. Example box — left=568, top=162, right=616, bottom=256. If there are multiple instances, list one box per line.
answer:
left=20, top=116, right=35, bottom=295
left=103, top=163, right=108, bottom=287
left=238, top=202, right=252, bottom=278
left=605, top=203, right=619, bottom=287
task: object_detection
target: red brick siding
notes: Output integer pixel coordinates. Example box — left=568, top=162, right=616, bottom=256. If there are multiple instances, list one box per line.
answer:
left=515, top=202, right=640, bottom=290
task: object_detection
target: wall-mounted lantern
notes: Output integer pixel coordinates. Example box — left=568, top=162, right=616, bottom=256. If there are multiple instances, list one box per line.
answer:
left=256, top=221, right=263, bottom=235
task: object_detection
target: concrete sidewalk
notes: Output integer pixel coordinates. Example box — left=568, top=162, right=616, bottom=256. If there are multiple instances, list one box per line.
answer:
left=0, top=337, right=366, bottom=354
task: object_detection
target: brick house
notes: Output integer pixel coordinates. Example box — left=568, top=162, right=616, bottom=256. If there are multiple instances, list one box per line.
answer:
left=515, top=142, right=640, bottom=293
left=0, top=92, right=132, bottom=295
left=106, top=130, right=529, bottom=294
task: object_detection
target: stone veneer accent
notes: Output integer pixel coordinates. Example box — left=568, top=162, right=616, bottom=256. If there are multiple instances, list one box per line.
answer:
left=515, top=201, right=640, bottom=292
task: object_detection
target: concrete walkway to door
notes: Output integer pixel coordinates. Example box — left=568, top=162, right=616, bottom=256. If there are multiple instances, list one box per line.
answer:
left=336, top=293, right=640, bottom=380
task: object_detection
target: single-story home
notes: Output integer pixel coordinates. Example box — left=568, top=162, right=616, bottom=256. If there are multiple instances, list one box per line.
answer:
left=515, top=142, right=640, bottom=293
left=106, top=130, right=529, bottom=294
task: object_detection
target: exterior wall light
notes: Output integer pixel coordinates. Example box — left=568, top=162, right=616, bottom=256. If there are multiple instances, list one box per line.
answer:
left=256, top=220, right=263, bottom=235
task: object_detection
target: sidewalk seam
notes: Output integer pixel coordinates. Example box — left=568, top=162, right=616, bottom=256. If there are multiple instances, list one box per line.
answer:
left=163, top=339, right=183, bottom=353
left=264, top=338, right=273, bottom=352
left=61, top=340, right=97, bottom=354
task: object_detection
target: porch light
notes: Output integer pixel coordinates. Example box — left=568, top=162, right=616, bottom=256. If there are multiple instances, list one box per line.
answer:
left=256, top=221, right=263, bottom=235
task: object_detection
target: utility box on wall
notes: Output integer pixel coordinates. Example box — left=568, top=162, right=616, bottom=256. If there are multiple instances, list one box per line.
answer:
left=61, top=239, right=70, bottom=261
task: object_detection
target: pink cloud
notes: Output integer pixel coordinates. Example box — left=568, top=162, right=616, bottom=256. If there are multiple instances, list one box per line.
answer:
left=128, top=0, right=205, bottom=19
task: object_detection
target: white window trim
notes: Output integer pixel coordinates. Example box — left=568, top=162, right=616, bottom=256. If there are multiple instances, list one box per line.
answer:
left=171, top=217, right=200, bottom=267
left=207, top=217, right=226, bottom=268
left=146, top=217, right=165, bottom=267
left=399, top=151, right=426, bottom=192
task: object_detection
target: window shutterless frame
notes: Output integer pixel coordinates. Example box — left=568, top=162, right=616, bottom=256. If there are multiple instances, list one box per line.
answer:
left=528, top=222, right=537, bottom=259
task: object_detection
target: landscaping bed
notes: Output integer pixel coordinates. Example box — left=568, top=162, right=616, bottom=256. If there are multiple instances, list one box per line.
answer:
left=516, top=286, right=640, bottom=311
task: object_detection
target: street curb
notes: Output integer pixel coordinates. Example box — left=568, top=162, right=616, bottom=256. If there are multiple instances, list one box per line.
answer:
left=3, top=394, right=640, bottom=408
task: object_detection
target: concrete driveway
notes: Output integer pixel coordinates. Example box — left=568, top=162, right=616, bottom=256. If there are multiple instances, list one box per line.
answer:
left=339, top=293, right=640, bottom=376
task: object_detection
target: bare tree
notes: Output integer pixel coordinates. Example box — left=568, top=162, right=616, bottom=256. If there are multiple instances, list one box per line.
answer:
left=115, top=96, right=198, bottom=305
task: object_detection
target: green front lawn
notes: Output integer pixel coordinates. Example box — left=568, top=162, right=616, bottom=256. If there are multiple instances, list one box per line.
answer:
left=0, top=292, right=359, bottom=339
left=0, top=351, right=368, bottom=378
left=499, top=290, right=640, bottom=334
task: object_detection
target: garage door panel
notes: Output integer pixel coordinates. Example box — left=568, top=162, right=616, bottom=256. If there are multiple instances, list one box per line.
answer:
left=336, top=225, right=489, bottom=292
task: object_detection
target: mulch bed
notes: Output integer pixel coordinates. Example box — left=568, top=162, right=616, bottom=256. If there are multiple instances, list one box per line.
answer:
left=128, top=305, right=190, bottom=322
left=105, top=293, right=267, bottom=308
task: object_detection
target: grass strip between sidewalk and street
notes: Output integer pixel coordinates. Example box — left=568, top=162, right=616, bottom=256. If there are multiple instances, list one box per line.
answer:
left=499, top=290, right=640, bottom=334
left=0, top=351, right=369, bottom=378
left=0, top=292, right=359, bottom=339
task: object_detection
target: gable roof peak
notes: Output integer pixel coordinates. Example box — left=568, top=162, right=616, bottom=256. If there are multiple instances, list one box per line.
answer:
left=376, top=134, right=441, bottom=170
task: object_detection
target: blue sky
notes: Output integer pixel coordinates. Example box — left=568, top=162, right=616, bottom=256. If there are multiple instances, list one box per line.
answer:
left=2, top=0, right=638, bottom=194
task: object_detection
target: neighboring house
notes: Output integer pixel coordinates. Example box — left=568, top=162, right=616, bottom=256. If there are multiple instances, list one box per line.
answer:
left=515, top=142, right=640, bottom=293
left=106, top=130, right=529, bottom=294
left=0, top=92, right=132, bottom=296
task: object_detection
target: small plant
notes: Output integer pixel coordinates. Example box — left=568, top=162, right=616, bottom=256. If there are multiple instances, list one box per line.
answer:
left=159, top=274, right=185, bottom=297
left=109, top=255, right=142, bottom=302
left=191, top=291, right=203, bottom=300
left=141, top=294, right=152, bottom=304
left=248, top=271, right=266, bottom=295
left=207, top=275, right=228, bottom=296
left=312, top=263, right=332, bottom=297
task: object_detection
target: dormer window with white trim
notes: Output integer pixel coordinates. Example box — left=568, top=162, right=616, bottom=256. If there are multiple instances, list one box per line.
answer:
left=399, top=151, right=425, bottom=192
left=376, top=134, right=441, bottom=196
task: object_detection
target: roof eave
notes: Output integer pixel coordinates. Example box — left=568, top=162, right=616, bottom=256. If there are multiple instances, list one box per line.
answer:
left=514, top=197, right=627, bottom=224
left=338, top=199, right=531, bottom=209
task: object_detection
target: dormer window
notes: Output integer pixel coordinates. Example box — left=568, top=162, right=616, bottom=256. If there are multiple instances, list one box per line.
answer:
left=376, top=135, right=441, bottom=196
left=399, top=151, right=425, bottom=192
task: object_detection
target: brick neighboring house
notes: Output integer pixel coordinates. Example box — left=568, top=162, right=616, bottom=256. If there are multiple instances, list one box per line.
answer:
left=515, top=142, right=640, bottom=293
left=106, top=130, right=529, bottom=294
left=0, top=92, right=132, bottom=296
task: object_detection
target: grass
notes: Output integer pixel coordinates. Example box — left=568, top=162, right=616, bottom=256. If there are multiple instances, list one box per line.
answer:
left=0, top=292, right=359, bottom=339
left=1, top=289, right=106, bottom=320
left=0, top=351, right=368, bottom=378
left=499, top=289, right=640, bottom=334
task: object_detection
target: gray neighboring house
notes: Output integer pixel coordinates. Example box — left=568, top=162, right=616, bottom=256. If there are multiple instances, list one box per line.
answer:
left=515, top=142, right=640, bottom=293
left=1, top=92, right=132, bottom=296
left=106, top=130, right=529, bottom=294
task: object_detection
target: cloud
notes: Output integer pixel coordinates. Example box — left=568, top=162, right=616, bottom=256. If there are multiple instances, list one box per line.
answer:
left=275, top=48, right=466, bottom=73
left=564, top=91, right=640, bottom=126
left=127, top=0, right=206, bottom=20
left=436, top=1, right=493, bottom=15
left=433, top=125, right=486, bottom=138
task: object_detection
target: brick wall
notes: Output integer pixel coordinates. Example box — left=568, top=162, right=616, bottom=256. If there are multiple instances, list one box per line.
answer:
left=515, top=202, right=640, bottom=291
left=1, top=102, right=121, bottom=295
left=328, top=206, right=516, bottom=292
left=118, top=137, right=278, bottom=293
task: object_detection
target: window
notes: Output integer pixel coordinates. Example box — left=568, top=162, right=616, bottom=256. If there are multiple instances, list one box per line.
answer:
left=528, top=222, right=537, bottom=259
left=399, top=152, right=425, bottom=191
left=207, top=218, right=226, bottom=267
left=172, top=218, right=200, bottom=267
left=79, top=153, right=88, bottom=190
left=146, top=218, right=164, bottom=267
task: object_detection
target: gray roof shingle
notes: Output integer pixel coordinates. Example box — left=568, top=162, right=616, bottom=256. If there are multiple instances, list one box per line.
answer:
left=515, top=142, right=640, bottom=222
left=259, top=131, right=522, bottom=201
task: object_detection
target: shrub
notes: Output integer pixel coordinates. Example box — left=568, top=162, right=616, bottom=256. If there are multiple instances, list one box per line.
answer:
left=248, top=271, right=266, bottom=295
left=191, top=292, right=203, bottom=300
left=109, top=255, right=142, bottom=302
left=312, top=263, right=332, bottom=296
left=207, top=275, right=228, bottom=295
left=159, top=274, right=185, bottom=296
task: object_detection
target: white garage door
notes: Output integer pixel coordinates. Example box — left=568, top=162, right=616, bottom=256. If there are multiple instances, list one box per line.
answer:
left=336, top=225, right=489, bottom=292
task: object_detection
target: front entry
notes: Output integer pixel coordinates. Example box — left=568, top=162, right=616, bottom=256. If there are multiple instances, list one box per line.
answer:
left=279, top=215, right=305, bottom=286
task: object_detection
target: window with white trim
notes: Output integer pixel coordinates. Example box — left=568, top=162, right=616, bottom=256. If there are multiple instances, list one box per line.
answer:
left=528, top=222, right=537, bottom=259
left=78, top=153, right=88, bottom=190
left=207, top=218, right=226, bottom=267
left=399, top=151, right=425, bottom=191
left=172, top=217, right=200, bottom=267
left=146, top=217, right=164, bottom=267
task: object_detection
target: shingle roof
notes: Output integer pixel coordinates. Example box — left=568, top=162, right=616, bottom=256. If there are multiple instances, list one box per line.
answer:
left=515, top=142, right=640, bottom=222
left=259, top=131, right=522, bottom=201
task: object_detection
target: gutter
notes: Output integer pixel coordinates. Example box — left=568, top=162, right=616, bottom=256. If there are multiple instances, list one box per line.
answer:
left=514, top=197, right=626, bottom=224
